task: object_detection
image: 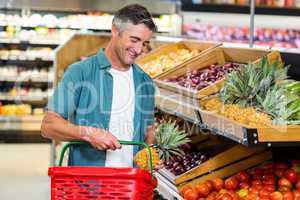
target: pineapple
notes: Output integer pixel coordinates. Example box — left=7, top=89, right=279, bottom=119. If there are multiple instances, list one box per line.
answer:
left=134, top=120, right=191, bottom=170
left=257, top=85, right=300, bottom=125
left=219, top=57, right=286, bottom=107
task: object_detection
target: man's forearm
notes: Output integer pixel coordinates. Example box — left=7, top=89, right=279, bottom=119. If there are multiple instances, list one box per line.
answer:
left=41, top=111, right=86, bottom=141
left=145, top=125, right=155, bottom=145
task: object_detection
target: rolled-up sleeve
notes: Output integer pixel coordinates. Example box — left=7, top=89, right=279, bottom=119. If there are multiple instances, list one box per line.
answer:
left=143, top=78, right=156, bottom=127
left=47, top=64, right=82, bottom=119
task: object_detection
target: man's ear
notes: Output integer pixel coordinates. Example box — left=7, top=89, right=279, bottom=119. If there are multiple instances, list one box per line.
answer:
left=111, top=24, right=119, bottom=37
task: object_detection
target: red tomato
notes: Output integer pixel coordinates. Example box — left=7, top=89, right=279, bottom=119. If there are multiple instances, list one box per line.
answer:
left=213, top=179, right=224, bottom=191
left=253, top=184, right=263, bottom=190
left=184, top=189, right=198, bottom=200
left=236, top=171, right=250, bottom=182
left=230, top=192, right=242, bottom=200
left=278, top=178, right=292, bottom=188
left=195, top=183, right=210, bottom=197
left=284, top=169, right=298, bottom=183
left=217, top=193, right=233, bottom=200
left=206, top=191, right=218, bottom=200
left=225, top=177, right=239, bottom=191
left=265, top=185, right=276, bottom=192
left=251, top=179, right=262, bottom=187
left=249, top=187, right=259, bottom=195
left=239, top=181, right=250, bottom=189
left=282, top=191, right=293, bottom=200
left=259, top=189, right=271, bottom=198
left=245, top=193, right=258, bottom=200
left=205, top=180, right=213, bottom=191
left=293, top=190, right=300, bottom=200
left=263, top=178, right=276, bottom=186
left=180, top=186, right=192, bottom=196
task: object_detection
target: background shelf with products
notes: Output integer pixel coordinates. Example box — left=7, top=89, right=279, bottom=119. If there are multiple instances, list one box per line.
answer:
left=181, top=0, right=300, bottom=15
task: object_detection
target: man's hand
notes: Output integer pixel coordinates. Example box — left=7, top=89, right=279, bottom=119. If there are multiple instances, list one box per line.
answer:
left=154, top=160, right=164, bottom=171
left=80, top=126, right=121, bottom=151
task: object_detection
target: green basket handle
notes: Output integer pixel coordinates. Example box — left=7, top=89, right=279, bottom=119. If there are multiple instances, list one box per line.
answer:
left=58, top=140, right=154, bottom=176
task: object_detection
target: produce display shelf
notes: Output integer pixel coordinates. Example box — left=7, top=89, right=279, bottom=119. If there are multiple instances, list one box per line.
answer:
left=0, top=115, right=43, bottom=132
left=0, top=77, right=53, bottom=83
left=0, top=95, right=48, bottom=102
left=154, top=172, right=184, bottom=200
left=181, top=3, right=300, bottom=16
left=155, top=88, right=201, bottom=124
left=0, top=57, right=53, bottom=62
left=156, top=88, right=300, bottom=146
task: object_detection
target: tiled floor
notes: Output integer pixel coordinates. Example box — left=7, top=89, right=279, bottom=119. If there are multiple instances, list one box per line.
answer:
left=0, top=144, right=51, bottom=200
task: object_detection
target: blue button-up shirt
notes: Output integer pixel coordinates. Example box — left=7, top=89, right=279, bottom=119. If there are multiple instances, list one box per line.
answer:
left=47, top=48, right=155, bottom=166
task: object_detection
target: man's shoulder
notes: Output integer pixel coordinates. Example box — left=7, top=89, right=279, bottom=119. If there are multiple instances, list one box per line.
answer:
left=133, top=63, right=153, bottom=83
left=65, top=55, right=98, bottom=79
left=133, top=63, right=155, bottom=95
left=69, top=55, right=97, bottom=71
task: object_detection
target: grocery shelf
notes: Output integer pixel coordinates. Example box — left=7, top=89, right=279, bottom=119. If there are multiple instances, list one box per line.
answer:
left=0, top=57, right=53, bottom=62
left=155, top=88, right=201, bottom=124
left=0, top=115, right=43, bottom=132
left=156, top=88, right=300, bottom=147
left=0, top=0, right=178, bottom=15
left=154, top=172, right=183, bottom=200
left=0, top=38, right=62, bottom=46
left=0, top=94, right=48, bottom=103
left=181, top=3, right=300, bottom=16
left=0, top=76, right=53, bottom=83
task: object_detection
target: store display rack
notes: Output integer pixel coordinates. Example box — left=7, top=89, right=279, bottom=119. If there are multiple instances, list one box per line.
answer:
left=156, top=87, right=300, bottom=147
left=181, top=2, right=300, bottom=16
left=51, top=33, right=300, bottom=199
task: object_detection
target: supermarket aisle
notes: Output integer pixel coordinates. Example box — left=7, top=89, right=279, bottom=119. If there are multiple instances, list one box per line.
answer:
left=0, top=144, right=50, bottom=200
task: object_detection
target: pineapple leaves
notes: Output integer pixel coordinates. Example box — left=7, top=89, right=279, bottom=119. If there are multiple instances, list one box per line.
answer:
left=155, top=120, right=191, bottom=161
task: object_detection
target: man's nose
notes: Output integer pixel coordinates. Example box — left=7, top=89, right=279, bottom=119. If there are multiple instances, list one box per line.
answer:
left=134, top=43, right=143, bottom=55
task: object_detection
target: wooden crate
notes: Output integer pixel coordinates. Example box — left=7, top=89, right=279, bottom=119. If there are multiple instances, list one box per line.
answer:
left=155, top=47, right=282, bottom=99
left=200, top=109, right=300, bottom=143
left=158, top=133, right=270, bottom=187
left=136, top=40, right=220, bottom=78
left=55, top=33, right=111, bottom=84
left=179, top=150, right=272, bottom=189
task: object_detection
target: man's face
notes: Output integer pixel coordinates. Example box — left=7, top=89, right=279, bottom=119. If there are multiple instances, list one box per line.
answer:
left=112, top=23, right=153, bottom=66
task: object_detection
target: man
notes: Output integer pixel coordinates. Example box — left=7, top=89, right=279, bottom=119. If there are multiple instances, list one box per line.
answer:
left=41, top=4, right=157, bottom=167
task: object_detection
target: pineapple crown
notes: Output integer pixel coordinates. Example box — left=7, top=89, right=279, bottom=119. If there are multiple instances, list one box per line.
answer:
left=155, top=120, right=191, bottom=161
left=219, top=57, right=287, bottom=107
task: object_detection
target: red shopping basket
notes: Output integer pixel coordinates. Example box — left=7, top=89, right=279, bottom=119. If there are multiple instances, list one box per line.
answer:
left=48, top=140, right=157, bottom=200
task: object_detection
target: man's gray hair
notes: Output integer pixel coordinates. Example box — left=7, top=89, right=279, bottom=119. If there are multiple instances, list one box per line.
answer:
left=112, top=4, right=157, bottom=33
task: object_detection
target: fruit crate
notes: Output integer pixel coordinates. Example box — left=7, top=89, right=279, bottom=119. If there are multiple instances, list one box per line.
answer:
left=158, top=133, right=272, bottom=188
left=136, top=40, right=220, bottom=78
left=199, top=107, right=300, bottom=145
left=154, top=47, right=282, bottom=99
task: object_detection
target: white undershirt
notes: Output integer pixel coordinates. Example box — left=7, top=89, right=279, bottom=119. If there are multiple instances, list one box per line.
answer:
left=105, top=67, right=135, bottom=167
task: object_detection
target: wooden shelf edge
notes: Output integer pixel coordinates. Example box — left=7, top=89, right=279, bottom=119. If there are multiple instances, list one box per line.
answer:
left=179, top=150, right=272, bottom=189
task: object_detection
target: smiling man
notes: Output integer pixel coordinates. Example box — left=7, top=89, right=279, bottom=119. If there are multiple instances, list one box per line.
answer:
left=41, top=4, right=157, bottom=167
